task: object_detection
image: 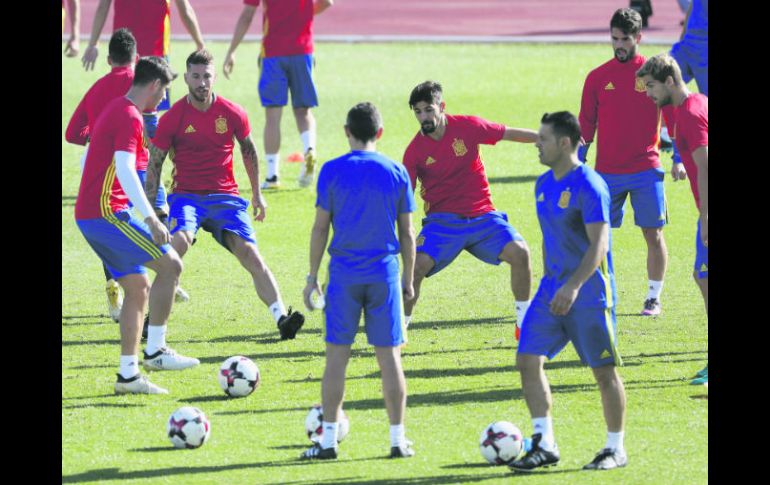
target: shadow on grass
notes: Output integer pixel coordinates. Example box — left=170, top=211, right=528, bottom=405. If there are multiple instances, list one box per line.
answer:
left=129, top=447, right=176, bottom=453
left=62, top=339, right=120, bottom=347
left=441, top=462, right=583, bottom=476
left=62, top=403, right=145, bottom=410
left=275, top=472, right=513, bottom=484
left=62, top=195, right=76, bottom=207
left=408, top=316, right=513, bottom=331
left=269, top=444, right=308, bottom=450
left=487, top=175, right=540, bottom=185
left=177, top=394, right=234, bottom=404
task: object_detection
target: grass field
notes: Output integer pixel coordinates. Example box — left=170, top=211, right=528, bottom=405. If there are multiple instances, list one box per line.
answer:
left=62, top=41, right=708, bottom=484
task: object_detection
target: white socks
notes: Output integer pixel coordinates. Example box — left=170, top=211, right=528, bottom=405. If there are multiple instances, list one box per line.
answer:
left=119, top=355, right=139, bottom=379
left=515, top=300, right=531, bottom=328
left=532, top=416, right=556, bottom=451
left=265, top=153, right=279, bottom=178
left=145, top=324, right=167, bottom=355
left=300, top=130, right=315, bottom=154
left=320, top=421, right=338, bottom=449
left=390, top=424, right=406, bottom=447
left=269, top=301, right=287, bottom=323
left=606, top=431, right=625, bottom=453
left=404, top=315, right=412, bottom=328
left=647, top=280, right=663, bottom=300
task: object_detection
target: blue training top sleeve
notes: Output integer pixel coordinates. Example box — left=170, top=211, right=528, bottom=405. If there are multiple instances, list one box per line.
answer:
left=579, top=171, right=611, bottom=225
left=315, top=163, right=332, bottom=213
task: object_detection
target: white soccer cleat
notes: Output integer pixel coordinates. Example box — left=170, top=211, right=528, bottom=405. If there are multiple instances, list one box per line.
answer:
left=106, top=279, right=123, bottom=323
left=175, top=286, right=190, bottom=303
left=298, top=148, right=317, bottom=188
left=143, top=347, right=200, bottom=371
left=114, top=373, right=169, bottom=395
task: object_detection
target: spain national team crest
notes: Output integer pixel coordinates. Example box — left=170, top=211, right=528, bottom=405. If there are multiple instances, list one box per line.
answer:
left=635, top=77, right=646, bottom=93
left=452, top=138, right=468, bottom=157
left=215, top=116, right=228, bottom=134
left=557, top=188, right=571, bottom=209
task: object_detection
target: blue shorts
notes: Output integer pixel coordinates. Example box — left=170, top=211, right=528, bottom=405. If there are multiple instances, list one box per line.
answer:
left=599, top=168, right=667, bottom=228
left=324, top=279, right=405, bottom=347
left=142, top=112, right=159, bottom=139
left=136, top=169, right=167, bottom=210
left=670, top=41, right=708, bottom=96
left=167, top=193, right=257, bottom=251
left=695, top=219, right=708, bottom=279
left=518, top=289, right=621, bottom=368
left=77, top=210, right=171, bottom=279
left=258, top=55, right=318, bottom=108
left=417, top=211, right=523, bottom=277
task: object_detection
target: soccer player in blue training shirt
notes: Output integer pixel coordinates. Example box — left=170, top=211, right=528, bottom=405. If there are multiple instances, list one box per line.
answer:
left=510, top=112, right=627, bottom=472
left=300, top=102, right=417, bottom=460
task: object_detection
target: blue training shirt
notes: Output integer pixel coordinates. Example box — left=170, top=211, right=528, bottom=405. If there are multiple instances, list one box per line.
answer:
left=534, top=163, right=617, bottom=308
left=316, top=150, right=416, bottom=284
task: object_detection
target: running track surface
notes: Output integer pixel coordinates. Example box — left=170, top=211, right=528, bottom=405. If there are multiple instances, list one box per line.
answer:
left=75, top=0, right=685, bottom=44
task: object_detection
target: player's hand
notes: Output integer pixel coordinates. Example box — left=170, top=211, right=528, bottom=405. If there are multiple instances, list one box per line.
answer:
left=223, top=52, right=235, bottom=79
left=402, top=276, right=415, bottom=301
left=82, top=45, right=99, bottom=71
left=577, top=141, right=590, bottom=163
left=146, top=216, right=171, bottom=246
left=549, top=283, right=579, bottom=316
left=252, top=193, right=267, bottom=222
left=700, top=216, right=708, bottom=247
left=64, top=37, right=80, bottom=57
left=671, top=163, right=687, bottom=181
left=303, top=280, right=323, bottom=311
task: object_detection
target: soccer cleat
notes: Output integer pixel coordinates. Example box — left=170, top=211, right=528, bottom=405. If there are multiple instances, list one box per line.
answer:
left=583, top=448, right=628, bottom=470
left=641, top=298, right=661, bottom=316
left=390, top=440, right=415, bottom=458
left=175, top=286, right=190, bottom=303
left=114, top=373, right=168, bottom=395
left=509, top=433, right=560, bottom=472
left=693, top=364, right=708, bottom=378
left=261, top=175, right=280, bottom=190
left=106, top=279, right=123, bottom=323
left=143, top=347, right=200, bottom=371
left=690, top=372, right=708, bottom=386
left=300, top=443, right=338, bottom=460
left=278, top=307, right=305, bottom=340
left=298, top=148, right=317, bottom=187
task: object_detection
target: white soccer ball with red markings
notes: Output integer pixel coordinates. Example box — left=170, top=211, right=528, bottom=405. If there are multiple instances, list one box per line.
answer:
left=218, top=356, right=260, bottom=397
left=167, top=406, right=211, bottom=449
left=479, top=421, right=524, bottom=465
left=305, top=404, right=349, bottom=443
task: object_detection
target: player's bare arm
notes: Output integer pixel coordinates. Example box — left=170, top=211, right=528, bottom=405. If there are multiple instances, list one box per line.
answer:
left=314, top=0, right=334, bottom=15
left=397, top=212, right=416, bottom=301
left=82, top=0, right=112, bottom=70
left=304, top=207, right=332, bottom=310
left=550, top=221, right=609, bottom=316
left=64, top=0, right=81, bottom=57
left=175, top=0, right=206, bottom=50
left=238, top=135, right=267, bottom=221
left=693, top=146, right=708, bottom=246
left=145, top=143, right=169, bottom=211
left=223, top=5, right=257, bottom=79
left=503, top=127, right=538, bottom=143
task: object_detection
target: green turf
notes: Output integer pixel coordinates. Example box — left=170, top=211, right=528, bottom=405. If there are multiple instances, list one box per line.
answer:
left=62, top=41, right=707, bottom=484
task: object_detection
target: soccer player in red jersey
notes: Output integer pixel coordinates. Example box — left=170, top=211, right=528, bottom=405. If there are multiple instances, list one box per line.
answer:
left=223, top=0, right=334, bottom=189
left=579, top=8, right=681, bottom=317
left=145, top=49, right=306, bottom=340
left=75, top=57, right=200, bottom=395
left=402, top=81, right=537, bottom=339
left=637, top=54, right=708, bottom=385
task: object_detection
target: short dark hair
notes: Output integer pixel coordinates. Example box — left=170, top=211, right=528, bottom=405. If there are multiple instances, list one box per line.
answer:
left=610, top=8, right=643, bottom=36
left=408, top=81, right=443, bottom=109
left=346, top=102, right=382, bottom=142
left=636, top=53, right=684, bottom=85
left=541, top=111, right=582, bottom=149
left=108, top=28, right=136, bottom=65
left=186, top=49, right=214, bottom=69
left=133, top=56, right=177, bottom=87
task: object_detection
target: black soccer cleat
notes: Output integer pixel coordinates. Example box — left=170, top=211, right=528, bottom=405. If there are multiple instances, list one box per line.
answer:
left=278, top=307, right=305, bottom=340
left=390, top=441, right=415, bottom=458
left=509, top=433, right=560, bottom=472
left=583, top=448, right=628, bottom=470
left=300, top=443, right=338, bottom=460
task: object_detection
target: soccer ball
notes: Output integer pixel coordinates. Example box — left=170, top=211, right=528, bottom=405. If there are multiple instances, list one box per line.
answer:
left=218, top=356, right=260, bottom=397
left=479, top=421, right=524, bottom=465
left=305, top=404, right=349, bottom=443
left=167, top=406, right=211, bottom=449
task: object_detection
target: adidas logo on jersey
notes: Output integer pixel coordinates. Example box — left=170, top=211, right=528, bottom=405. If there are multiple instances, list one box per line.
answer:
left=604, top=82, right=615, bottom=90
left=184, top=124, right=196, bottom=134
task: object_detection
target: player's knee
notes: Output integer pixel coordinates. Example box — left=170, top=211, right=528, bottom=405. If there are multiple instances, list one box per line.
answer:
left=504, top=241, right=530, bottom=268
left=593, top=365, right=620, bottom=390
left=516, top=353, right=541, bottom=375
left=122, top=276, right=151, bottom=301
left=414, top=254, right=434, bottom=278
left=643, top=227, right=664, bottom=246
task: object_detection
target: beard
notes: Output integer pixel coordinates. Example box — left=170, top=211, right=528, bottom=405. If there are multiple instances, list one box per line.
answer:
left=189, top=88, right=209, bottom=103
left=614, top=45, right=637, bottom=63
left=420, top=120, right=437, bottom=135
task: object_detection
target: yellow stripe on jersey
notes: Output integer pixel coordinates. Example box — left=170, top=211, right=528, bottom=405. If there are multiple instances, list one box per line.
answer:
left=100, top=161, right=117, bottom=218
left=163, top=2, right=171, bottom=56
left=603, top=307, right=623, bottom=366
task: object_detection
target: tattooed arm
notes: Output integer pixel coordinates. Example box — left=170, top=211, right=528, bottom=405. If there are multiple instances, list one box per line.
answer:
left=237, top=134, right=267, bottom=221
left=145, top=142, right=169, bottom=217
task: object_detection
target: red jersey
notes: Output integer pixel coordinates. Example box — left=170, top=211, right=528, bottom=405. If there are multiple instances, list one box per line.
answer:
left=75, top=97, right=145, bottom=220
left=663, top=93, right=708, bottom=207
left=152, top=95, right=251, bottom=196
left=245, top=0, right=314, bottom=58
left=403, top=115, right=505, bottom=217
left=114, top=0, right=170, bottom=57
left=579, top=55, right=661, bottom=174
